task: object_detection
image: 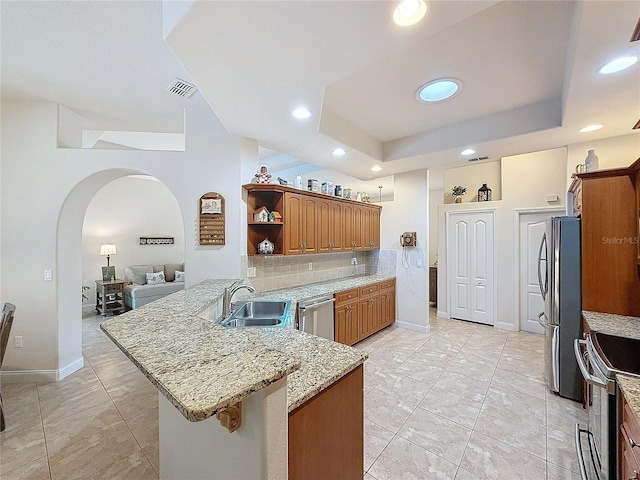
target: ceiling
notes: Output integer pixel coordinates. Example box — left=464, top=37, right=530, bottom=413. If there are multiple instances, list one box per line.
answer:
left=2, top=1, right=639, bottom=183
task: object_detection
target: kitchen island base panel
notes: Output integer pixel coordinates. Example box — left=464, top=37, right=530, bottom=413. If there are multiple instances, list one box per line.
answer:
left=288, top=364, right=364, bottom=480
left=159, top=378, right=288, bottom=480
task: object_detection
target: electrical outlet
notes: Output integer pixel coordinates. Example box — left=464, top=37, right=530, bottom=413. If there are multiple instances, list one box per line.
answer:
left=351, top=257, right=357, bottom=265
left=416, top=259, right=423, bottom=268
left=247, top=267, right=256, bottom=278
left=15, top=336, right=23, bottom=348
left=308, top=262, right=313, bottom=271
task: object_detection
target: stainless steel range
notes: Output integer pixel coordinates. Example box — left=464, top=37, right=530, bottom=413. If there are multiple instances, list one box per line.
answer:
left=574, top=331, right=640, bottom=480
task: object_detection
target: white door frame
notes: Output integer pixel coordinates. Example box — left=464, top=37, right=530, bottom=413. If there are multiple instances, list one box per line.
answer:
left=512, top=207, right=565, bottom=332
left=445, top=208, right=497, bottom=326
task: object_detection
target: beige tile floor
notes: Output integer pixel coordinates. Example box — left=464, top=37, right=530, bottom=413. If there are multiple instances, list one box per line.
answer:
left=0, top=308, right=586, bottom=479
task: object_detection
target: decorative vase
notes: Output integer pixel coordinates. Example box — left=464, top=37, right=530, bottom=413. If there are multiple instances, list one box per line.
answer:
left=455, top=196, right=462, bottom=203
left=585, top=150, right=599, bottom=172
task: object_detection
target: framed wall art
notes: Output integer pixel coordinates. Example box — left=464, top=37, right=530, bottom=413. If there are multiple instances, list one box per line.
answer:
left=199, top=192, right=225, bottom=245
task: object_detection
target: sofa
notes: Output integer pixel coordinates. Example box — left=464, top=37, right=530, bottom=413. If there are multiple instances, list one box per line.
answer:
left=124, top=263, right=185, bottom=309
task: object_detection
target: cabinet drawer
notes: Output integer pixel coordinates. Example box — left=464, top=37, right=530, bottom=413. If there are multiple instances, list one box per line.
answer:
left=104, top=283, right=123, bottom=294
left=335, top=289, right=358, bottom=305
left=379, top=279, right=395, bottom=291
left=358, top=284, right=379, bottom=297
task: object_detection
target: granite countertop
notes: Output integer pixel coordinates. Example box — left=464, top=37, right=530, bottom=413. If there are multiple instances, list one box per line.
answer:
left=582, top=310, right=640, bottom=424
left=101, top=275, right=387, bottom=421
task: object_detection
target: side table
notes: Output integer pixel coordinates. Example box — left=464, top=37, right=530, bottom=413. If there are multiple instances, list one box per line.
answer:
left=95, top=279, right=126, bottom=316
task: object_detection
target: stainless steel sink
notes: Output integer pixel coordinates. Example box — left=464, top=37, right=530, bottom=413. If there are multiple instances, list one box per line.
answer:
left=232, top=300, right=288, bottom=319
left=219, top=300, right=290, bottom=328
left=222, top=317, right=284, bottom=328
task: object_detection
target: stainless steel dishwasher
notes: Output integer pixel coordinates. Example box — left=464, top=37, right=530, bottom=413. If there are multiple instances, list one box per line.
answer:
left=296, top=295, right=335, bottom=341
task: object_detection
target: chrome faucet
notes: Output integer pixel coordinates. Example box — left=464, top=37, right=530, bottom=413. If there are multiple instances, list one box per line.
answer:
left=222, top=281, right=256, bottom=319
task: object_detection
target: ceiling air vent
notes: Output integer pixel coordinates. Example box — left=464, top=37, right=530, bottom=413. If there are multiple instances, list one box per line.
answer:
left=167, top=78, right=197, bottom=98
left=467, top=155, right=491, bottom=162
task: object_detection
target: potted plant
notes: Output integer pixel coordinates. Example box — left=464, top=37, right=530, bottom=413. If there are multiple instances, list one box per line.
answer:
left=451, top=185, right=467, bottom=203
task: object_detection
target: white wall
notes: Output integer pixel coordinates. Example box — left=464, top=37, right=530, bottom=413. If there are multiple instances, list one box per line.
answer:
left=437, top=147, right=567, bottom=331
left=82, top=176, right=185, bottom=306
left=442, top=160, right=502, bottom=204
left=428, top=189, right=443, bottom=265
left=1, top=99, right=248, bottom=381
left=565, top=132, right=640, bottom=187
left=379, top=170, right=429, bottom=332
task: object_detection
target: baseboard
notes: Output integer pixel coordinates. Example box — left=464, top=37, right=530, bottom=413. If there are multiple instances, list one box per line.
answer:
left=437, top=310, right=449, bottom=318
left=394, top=320, right=430, bottom=334
left=0, top=356, right=84, bottom=383
left=59, top=356, right=84, bottom=380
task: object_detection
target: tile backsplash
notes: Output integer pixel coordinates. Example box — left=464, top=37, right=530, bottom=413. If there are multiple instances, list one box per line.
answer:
left=241, top=250, right=397, bottom=292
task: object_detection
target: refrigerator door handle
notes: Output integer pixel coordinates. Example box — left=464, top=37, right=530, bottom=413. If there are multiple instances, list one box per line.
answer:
left=537, top=311, right=547, bottom=328
left=537, top=232, right=548, bottom=301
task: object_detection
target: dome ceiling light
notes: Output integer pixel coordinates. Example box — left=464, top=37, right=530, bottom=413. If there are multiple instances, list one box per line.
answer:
left=579, top=124, right=604, bottom=133
left=371, top=166, right=382, bottom=172
left=416, top=78, right=463, bottom=103
left=393, top=0, right=428, bottom=27
left=598, top=55, right=638, bottom=74
left=332, top=147, right=346, bottom=156
left=461, top=148, right=476, bottom=156
left=291, top=107, right=312, bottom=119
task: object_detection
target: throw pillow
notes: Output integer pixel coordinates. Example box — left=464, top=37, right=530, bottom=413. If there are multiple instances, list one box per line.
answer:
left=174, top=270, right=185, bottom=282
left=130, top=265, right=154, bottom=285
left=164, top=263, right=184, bottom=282
left=146, top=272, right=165, bottom=285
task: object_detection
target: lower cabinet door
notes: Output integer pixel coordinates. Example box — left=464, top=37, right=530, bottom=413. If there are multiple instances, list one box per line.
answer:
left=335, top=302, right=360, bottom=346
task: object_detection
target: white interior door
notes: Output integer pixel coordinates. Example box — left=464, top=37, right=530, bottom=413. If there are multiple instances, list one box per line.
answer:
left=448, top=212, right=495, bottom=326
left=518, top=211, right=557, bottom=334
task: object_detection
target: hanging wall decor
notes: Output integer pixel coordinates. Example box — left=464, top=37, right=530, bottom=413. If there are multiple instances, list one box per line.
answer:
left=199, top=192, right=225, bottom=245
left=477, top=183, right=492, bottom=202
left=139, top=235, right=175, bottom=245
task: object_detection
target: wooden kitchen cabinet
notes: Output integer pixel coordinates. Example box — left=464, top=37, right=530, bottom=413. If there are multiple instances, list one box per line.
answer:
left=379, top=279, right=396, bottom=329
left=636, top=167, right=640, bottom=265
left=318, top=197, right=343, bottom=253
left=359, top=283, right=380, bottom=339
left=284, top=193, right=317, bottom=255
left=574, top=159, right=640, bottom=316
left=334, top=288, right=360, bottom=345
left=244, top=184, right=381, bottom=256
left=334, top=280, right=395, bottom=346
left=288, top=365, right=363, bottom=480
left=619, top=388, right=640, bottom=480
left=245, top=187, right=285, bottom=255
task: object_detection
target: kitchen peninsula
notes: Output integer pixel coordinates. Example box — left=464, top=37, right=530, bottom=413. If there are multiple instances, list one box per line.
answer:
left=100, top=277, right=381, bottom=479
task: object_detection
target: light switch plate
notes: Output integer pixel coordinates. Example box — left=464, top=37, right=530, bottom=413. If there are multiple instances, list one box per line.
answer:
left=44, top=269, right=53, bottom=281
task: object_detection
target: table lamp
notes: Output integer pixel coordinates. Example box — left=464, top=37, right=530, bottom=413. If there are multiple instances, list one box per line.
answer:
left=99, top=243, right=117, bottom=266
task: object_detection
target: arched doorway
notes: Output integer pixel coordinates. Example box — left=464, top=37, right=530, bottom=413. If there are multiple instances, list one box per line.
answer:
left=56, top=169, right=185, bottom=380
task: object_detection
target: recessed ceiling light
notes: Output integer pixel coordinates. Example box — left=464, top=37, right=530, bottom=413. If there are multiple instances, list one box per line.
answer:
left=579, top=124, right=604, bottom=133
left=291, top=107, right=312, bottom=119
left=416, top=78, right=462, bottom=103
left=461, top=148, right=476, bottom=156
left=371, top=166, right=382, bottom=172
left=332, top=148, right=346, bottom=156
left=393, top=0, right=428, bottom=27
left=598, top=56, right=638, bottom=74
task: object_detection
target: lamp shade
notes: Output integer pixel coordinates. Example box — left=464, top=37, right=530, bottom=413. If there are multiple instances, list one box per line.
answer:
left=99, top=243, right=117, bottom=256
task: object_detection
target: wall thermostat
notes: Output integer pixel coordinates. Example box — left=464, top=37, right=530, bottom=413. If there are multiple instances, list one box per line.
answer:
left=401, top=231, right=417, bottom=247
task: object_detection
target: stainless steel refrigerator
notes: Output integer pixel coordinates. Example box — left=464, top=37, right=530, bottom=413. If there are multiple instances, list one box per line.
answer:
left=537, top=216, right=582, bottom=402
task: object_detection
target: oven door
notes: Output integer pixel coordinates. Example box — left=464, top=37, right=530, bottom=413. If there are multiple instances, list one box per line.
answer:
left=574, top=338, right=613, bottom=480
